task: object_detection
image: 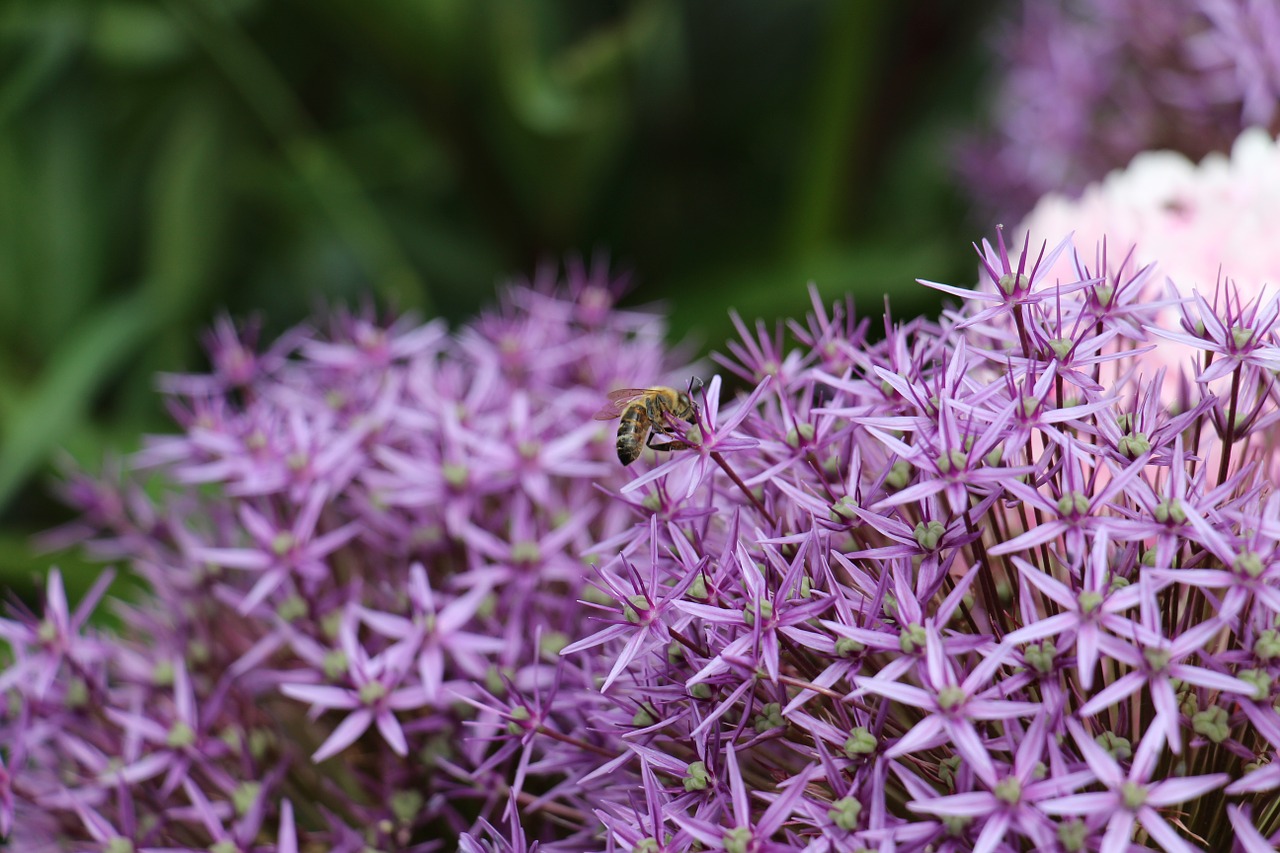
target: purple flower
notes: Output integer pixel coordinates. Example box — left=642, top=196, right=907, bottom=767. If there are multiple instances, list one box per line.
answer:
left=11, top=226, right=1280, bottom=852
left=542, top=234, right=1280, bottom=851
left=960, top=0, right=1280, bottom=221
left=2, top=268, right=689, bottom=849
left=280, top=608, right=429, bottom=761
left=1040, top=719, right=1229, bottom=852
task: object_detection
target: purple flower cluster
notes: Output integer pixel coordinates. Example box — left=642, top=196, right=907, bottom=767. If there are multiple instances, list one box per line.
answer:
left=6, top=230, right=1280, bottom=851
left=0, top=264, right=689, bottom=850
left=543, top=230, right=1280, bottom=850
left=960, top=0, right=1280, bottom=221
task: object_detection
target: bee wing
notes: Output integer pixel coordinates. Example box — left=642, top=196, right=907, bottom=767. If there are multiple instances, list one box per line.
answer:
left=593, top=388, right=650, bottom=420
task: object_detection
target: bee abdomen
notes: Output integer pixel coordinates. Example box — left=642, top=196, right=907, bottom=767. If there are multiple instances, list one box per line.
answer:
left=616, top=407, right=647, bottom=465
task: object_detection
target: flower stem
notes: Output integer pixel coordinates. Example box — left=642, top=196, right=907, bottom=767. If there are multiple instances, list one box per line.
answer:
left=712, top=451, right=776, bottom=526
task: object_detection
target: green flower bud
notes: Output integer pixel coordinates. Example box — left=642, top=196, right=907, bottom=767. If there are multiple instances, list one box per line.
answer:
left=1153, top=500, right=1186, bottom=525
left=324, top=650, right=348, bottom=680
left=830, top=494, right=859, bottom=522
left=359, top=681, right=388, bottom=705
left=667, top=640, right=686, bottom=665
left=506, top=705, right=532, bottom=736
left=1056, top=492, right=1089, bottom=517
left=994, top=777, right=1021, bottom=805
left=828, top=796, right=862, bottom=831
left=936, top=685, right=966, bottom=711
left=320, top=610, right=344, bottom=639
left=1118, top=431, right=1150, bottom=458
left=65, top=677, right=89, bottom=709
left=151, top=659, right=175, bottom=687
left=1120, top=781, right=1147, bottom=809
left=899, top=623, right=926, bottom=654
left=1255, top=629, right=1280, bottom=660
left=938, top=754, right=962, bottom=789
left=723, top=827, right=752, bottom=853
left=540, top=631, right=568, bottom=657
left=1024, top=640, right=1056, bottom=674
left=683, top=760, right=711, bottom=791
left=233, top=781, right=262, bottom=817
left=623, top=594, right=649, bottom=624
left=913, top=520, right=947, bottom=551
left=743, top=599, right=773, bottom=627
left=997, top=272, right=1030, bottom=296
left=1058, top=819, right=1087, bottom=852
left=1234, top=551, right=1265, bottom=579
left=1078, top=590, right=1103, bottom=614
left=936, top=449, right=967, bottom=475
left=843, top=726, right=877, bottom=757
left=753, top=702, right=785, bottom=733
left=1143, top=647, right=1172, bottom=671
left=166, top=721, right=195, bottom=749
left=835, top=637, right=864, bottom=658
left=1239, top=669, right=1272, bottom=700
left=1192, top=706, right=1231, bottom=743
left=511, top=540, right=540, bottom=565
left=885, top=460, right=912, bottom=490
left=786, top=423, right=816, bottom=448
left=1095, top=731, right=1132, bottom=760
left=1049, top=337, right=1073, bottom=360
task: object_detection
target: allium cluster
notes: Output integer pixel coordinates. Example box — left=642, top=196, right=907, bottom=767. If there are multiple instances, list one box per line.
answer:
left=6, top=228, right=1280, bottom=852
left=536, top=230, right=1280, bottom=850
left=0, top=265, right=689, bottom=850
left=961, top=0, right=1280, bottom=221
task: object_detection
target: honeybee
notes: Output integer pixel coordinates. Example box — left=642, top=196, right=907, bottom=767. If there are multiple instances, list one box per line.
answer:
left=595, top=386, right=698, bottom=465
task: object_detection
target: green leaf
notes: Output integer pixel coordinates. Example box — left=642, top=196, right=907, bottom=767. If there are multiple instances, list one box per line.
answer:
left=90, top=1, right=189, bottom=68
left=0, top=4, right=81, bottom=126
left=164, top=0, right=433, bottom=313
left=143, top=91, right=228, bottom=320
left=0, top=292, right=156, bottom=512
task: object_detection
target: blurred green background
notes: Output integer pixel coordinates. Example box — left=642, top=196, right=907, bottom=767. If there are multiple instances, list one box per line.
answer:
left=0, top=0, right=996, bottom=598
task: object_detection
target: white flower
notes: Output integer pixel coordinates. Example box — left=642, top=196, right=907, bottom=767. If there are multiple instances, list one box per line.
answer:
left=1018, top=127, right=1280, bottom=296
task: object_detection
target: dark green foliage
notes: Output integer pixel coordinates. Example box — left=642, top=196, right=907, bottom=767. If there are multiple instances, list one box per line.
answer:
left=0, top=0, right=990, bottom=596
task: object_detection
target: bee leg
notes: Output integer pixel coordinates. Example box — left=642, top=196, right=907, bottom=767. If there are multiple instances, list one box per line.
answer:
left=646, top=433, right=693, bottom=453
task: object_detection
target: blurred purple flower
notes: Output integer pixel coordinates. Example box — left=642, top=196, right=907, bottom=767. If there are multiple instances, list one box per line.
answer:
left=1, top=263, right=688, bottom=849
left=961, top=0, right=1280, bottom=222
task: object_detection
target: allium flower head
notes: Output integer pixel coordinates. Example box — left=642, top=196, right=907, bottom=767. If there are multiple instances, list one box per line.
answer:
left=533, top=237, right=1280, bottom=851
left=962, top=0, right=1280, bottom=221
left=1, top=262, right=690, bottom=849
